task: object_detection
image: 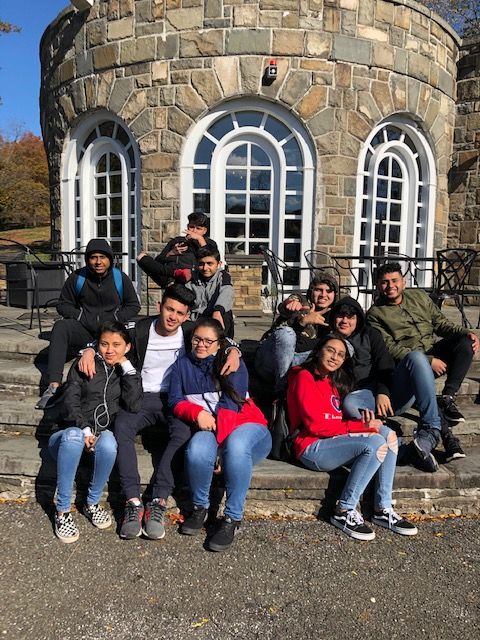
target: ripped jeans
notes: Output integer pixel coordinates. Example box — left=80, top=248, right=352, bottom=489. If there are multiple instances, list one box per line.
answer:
left=299, top=425, right=398, bottom=511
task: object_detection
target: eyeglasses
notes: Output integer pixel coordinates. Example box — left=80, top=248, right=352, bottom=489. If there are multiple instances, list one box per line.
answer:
left=323, top=346, right=346, bottom=360
left=192, top=336, right=218, bottom=347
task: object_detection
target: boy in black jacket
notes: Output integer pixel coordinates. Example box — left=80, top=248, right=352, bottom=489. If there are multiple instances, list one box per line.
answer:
left=36, top=238, right=140, bottom=409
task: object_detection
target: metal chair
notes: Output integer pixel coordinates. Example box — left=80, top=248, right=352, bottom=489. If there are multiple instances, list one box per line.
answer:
left=431, top=248, right=478, bottom=328
left=259, top=246, right=287, bottom=322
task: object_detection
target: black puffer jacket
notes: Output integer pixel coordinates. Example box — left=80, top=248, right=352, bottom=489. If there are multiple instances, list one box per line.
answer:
left=56, top=239, right=140, bottom=335
left=329, top=296, right=394, bottom=397
left=60, top=355, right=143, bottom=432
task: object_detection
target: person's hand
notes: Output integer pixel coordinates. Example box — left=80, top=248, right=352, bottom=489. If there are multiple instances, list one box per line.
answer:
left=166, top=242, right=188, bottom=257
left=136, top=251, right=148, bottom=261
left=299, top=307, right=329, bottom=327
left=285, top=299, right=306, bottom=313
left=468, top=332, right=479, bottom=354
left=360, top=409, right=381, bottom=432
left=212, top=310, right=225, bottom=329
left=78, top=347, right=96, bottom=379
left=197, top=410, right=216, bottom=431
left=183, top=227, right=204, bottom=243
left=221, top=348, right=240, bottom=375
left=376, top=393, right=394, bottom=418
left=431, top=357, right=448, bottom=376
left=84, top=435, right=96, bottom=450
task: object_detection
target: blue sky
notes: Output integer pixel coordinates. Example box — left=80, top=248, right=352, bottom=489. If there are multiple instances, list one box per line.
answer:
left=0, top=0, right=70, bottom=138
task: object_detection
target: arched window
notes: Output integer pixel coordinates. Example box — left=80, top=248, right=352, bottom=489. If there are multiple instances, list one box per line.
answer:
left=181, top=99, right=315, bottom=291
left=62, top=114, right=140, bottom=285
left=353, top=116, right=436, bottom=289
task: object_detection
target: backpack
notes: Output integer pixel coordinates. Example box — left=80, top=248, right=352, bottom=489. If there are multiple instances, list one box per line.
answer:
left=74, top=267, right=124, bottom=302
left=269, top=396, right=299, bottom=463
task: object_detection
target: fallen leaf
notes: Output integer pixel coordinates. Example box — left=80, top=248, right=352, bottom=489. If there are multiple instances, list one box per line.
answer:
left=191, top=618, right=209, bottom=628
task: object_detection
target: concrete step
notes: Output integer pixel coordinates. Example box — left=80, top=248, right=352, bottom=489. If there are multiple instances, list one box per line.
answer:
left=1, top=433, right=479, bottom=516
left=0, top=359, right=71, bottom=397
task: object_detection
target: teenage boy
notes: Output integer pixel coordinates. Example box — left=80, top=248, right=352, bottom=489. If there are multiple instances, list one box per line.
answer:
left=185, top=247, right=235, bottom=338
left=136, top=212, right=218, bottom=287
left=254, top=276, right=337, bottom=395
left=367, top=262, right=479, bottom=469
left=36, top=238, right=140, bottom=410
left=78, top=284, right=240, bottom=540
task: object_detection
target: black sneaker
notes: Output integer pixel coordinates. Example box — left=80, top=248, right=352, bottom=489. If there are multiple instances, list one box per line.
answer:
left=119, top=501, right=144, bottom=539
left=35, top=384, right=60, bottom=410
left=207, top=516, right=241, bottom=552
left=180, top=505, right=207, bottom=536
left=330, top=509, right=375, bottom=541
left=442, top=429, right=466, bottom=462
left=413, top=427, right=440, bottom=472
left=372, top=508, right=418, bottom=536
left=143, top=499, right=166, bottom=540
left=438, top=395, right=465, bottom=423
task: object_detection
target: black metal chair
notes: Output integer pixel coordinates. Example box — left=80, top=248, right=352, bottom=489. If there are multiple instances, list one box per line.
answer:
left=259, top=246, right=287, bottom=323
left=431, top=248, right=478, bottom=328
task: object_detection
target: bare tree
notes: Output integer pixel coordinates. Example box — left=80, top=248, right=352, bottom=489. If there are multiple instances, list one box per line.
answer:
left=419, top=1, right=479, bottom=36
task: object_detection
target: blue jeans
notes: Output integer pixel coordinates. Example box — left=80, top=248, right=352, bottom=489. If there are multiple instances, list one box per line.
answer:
left=391, top=352, right=441, bottom=430
left=48, top=428, right=117, bottom=513
left=185, top=423, right=272, bottom=521
left=343, top=388, right=376, bottom=419
left=299, top=425, right=398, bottom=511
left=255, top=326, right=311, bottom=393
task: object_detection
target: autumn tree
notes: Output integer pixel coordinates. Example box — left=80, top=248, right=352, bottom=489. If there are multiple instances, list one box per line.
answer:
left=0, top=133, right=50, bottom=229
left=419, top=1, right=480, bottom=36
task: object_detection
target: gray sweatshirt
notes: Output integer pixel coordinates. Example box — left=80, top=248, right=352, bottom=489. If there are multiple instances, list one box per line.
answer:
left=186, top=268, right=235, bottom=320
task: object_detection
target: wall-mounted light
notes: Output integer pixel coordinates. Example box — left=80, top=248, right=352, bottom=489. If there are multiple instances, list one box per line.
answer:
left=262, top=59, right=278, bottom=86
left=71, top=0, right=94, bottom=11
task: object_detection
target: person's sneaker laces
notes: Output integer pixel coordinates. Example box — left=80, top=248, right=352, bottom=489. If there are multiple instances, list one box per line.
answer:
left=119, top=501, right=144, bottom=539
left=54, top=512, right=79, bottom=543
left=173, top=268, right=192, bottom=284
left=372, top=508, right=418, bottom=536
left=207, top=516, right=241, bottom=552
left=413, top=427, right=440, bottom=472
left=35, top=384, right=60, bottom=410
left=442, top=428, right=466, bottom=462
left=330, top=509, right=375, bottom=541
left=438, top=395, right=465, bottom=423
left=143, top=499, right=166, bottom=540
left=83, top=503, right=112, bottom=529
left=180, top=505, right=208, bottom=536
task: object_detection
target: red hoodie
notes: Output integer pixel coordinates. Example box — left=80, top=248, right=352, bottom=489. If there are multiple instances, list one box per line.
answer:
left=287, top=366, right=377, bottom=459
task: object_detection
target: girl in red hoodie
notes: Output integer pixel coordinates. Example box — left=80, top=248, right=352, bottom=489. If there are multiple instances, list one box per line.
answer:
left=287, top=333, right=417, bottom=541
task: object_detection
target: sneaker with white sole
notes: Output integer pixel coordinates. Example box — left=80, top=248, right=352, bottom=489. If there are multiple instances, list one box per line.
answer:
left=54, top=512, right=80, bottom=543
left=438, top=395, right=465, bottom=423
left=442, top=429, right=466, bottom=462
left=35, top=384, right=60, bottom=410
left=330, top=509, right=375, bottom=541
left=372, top=508, right=418, bottom=536
left=83, top=503, right=112, bottom=529
left=143, top=499, right=166, bottom=540
left=413, top=427, right=440, bottom=472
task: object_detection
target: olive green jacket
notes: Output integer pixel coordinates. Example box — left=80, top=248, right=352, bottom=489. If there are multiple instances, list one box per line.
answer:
left=366, top=289, right=469, bottom=363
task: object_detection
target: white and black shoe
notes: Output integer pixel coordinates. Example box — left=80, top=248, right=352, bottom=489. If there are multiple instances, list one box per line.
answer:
left=83, top=503, right=112, bottom=529
left=438, top=395, right=465, bottom=423
left=54, top=512, right=80, bottom=543
left=330, top=509, right=375, bottom=541
left=372, top=508, right=418, bottom=536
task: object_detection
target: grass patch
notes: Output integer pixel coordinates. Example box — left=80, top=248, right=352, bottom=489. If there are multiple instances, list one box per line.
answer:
left=0, top=226, right=50, bottom=250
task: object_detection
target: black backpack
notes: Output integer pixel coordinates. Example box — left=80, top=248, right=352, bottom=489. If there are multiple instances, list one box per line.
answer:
left=269, top=396, right=299, bottom=463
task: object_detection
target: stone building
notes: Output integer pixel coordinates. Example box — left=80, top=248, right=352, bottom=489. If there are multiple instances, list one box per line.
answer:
left=39, top=0, right=478, bottom=300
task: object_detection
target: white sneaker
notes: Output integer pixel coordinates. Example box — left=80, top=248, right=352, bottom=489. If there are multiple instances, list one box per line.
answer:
left=54, top=512, right=79, bottom=543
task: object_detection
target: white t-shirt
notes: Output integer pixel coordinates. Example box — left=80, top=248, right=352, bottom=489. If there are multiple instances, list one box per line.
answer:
left=141, top=320, right=185, bottom=393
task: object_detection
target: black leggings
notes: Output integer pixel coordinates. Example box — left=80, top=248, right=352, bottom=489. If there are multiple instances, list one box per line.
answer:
left=47, top=318, right=94, bottom=384
left=428, top=335, right=474, bottom=396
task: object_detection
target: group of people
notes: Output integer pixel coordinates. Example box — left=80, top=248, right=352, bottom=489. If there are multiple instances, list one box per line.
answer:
left=36, top=215, right=479, bottom=547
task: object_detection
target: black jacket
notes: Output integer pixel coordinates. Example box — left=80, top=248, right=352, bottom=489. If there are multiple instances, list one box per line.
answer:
left=329, top=297, right=395, bottom=397
left=56, top=267, right=140, bottom=335
left=60, top=355, right=143, bottom=432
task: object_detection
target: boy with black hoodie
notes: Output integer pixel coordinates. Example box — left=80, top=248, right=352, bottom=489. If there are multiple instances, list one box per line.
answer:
left=36, top=239, right=140, bottom=409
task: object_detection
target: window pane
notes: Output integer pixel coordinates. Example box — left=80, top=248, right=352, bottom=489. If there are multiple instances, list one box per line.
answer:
left=111, top=241, right=123, bottom=254
left=250, top=195, right=270, bottom=215
left=284, top=243, right=300, bottom=262
left=376, top=201, right=387, bottom=220
left=391, top=159, right=402, bottom=178
left=110, top=174, right=122, bottom=194
left=286, top=171, right=303, bottom=190
left=127, top=146, right=135, bottom=166
left=250, top=219, right=270, bottom=238
left=85, top=129, right=97, bottom=148
left=226, top=241, right=246, bottom=254
left=130, top=216, right=136, bottom=236
left=96, top=219, right=107, bottom=236
left=387, top=126, right=402, bottom=141
left=285, top=219, right=301, bottom=239
left=389, top=225, right=400, bottom=243
left=283, top=137, right=302, bottom=166
left=285, top=195, right=302, bottom=215
left=116, top=127, right=129, bottom=147
left=236, top=111, right=263, bottom=128
left=378, top=158, right=388, bottom=176
left=225, top=194, right=245, bottom=215
left=390, top=203, right=401, bottom=221
left=226, top=170, right=247, bottom=190
left=111, top=197, right=122, bottom=215
left=225, top=220, right=245, bottom=238
left=194, top=193, right=210, bottom=213
left=391, top=181, right=402, bottom=200
left=195, top=136, right=216, bottom=164
left=264, top=116, right=290, bottom=141
left=99, top=121, right=115, bottom=138
left=110, top=154, right=121, bottom=171
left=250, top=170, right=271, bottom=191
left=250, top=242, right=267, bottom=255
left=376, top=179, right=388, bottom=199
left=111, top=218, right=123, bottom=237
left=251, top=145, right=270, bottom=167
left=194, top=169, right=210, bottom=189
left=227, top=145, right=247, bottom=166
left=208, top=114, right=234, bottom=140
left=283, top=268, right=299, bottom=286
left=97, top=176, right=106, bottom=195
left=97, top=154, right=107, bottom=173
left=130, top=262, right=136, bottom=281
left=375, top=224, right=386, bottom=242
left=96, top=199, right=107, bottom=216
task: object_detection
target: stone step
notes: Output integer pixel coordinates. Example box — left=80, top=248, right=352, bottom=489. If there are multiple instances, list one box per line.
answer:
left=0, top=359, right=71, bottom=397
left=1, top=433, right=479, bottom=516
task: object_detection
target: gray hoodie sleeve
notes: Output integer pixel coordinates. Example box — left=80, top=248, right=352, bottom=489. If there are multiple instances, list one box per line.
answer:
left=213, top=270, right=234, bottom=313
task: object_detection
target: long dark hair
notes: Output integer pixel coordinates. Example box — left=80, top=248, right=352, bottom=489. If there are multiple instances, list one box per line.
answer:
left=191, top=317, right=244, bottom=407
left=302, top=332, right=355, bottom=400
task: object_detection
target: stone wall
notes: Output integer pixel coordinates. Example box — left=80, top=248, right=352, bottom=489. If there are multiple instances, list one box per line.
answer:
left=40, top=0, right=460, bottom=255
left=450, top=35, right=480, bottom=256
